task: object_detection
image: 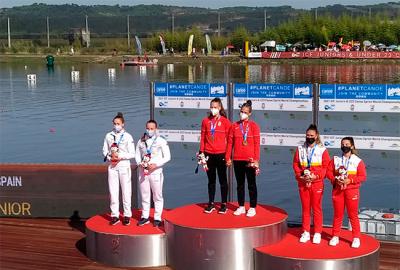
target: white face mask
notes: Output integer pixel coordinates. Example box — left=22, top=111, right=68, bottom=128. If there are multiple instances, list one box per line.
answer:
left=210, top=108, right=219, bottom=116
left=240, top=112, right=249, bottom=120
left=114, top=124, right=123, bottom=133
left=146, top=129, right=156, bottom=137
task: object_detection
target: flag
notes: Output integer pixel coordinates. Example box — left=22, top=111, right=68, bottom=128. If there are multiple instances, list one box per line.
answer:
left=205, top=34, right=212, bottom=54
left=135, top=36, right=142, bottom=55
left=188, top=34, right=194, bottom=56
left=159, top=35, right=166, bottom=55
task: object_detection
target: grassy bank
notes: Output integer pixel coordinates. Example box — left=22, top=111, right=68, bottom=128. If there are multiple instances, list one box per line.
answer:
left=1, top=53, right=399, bottom=65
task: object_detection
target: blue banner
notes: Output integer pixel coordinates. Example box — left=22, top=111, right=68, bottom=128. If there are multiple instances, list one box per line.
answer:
left=320, top=84, right=400, bottom=100
left=233, top=84, right=313, bottom=98
left=154, top=82, right=227, bottom=97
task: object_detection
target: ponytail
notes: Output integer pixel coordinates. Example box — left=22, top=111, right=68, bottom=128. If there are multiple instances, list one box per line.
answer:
left=306, top=124, right=322, bottom=145
left=341, top=136, right=358, bottom=155
left=241, top=100, right=253, bottom=113
left=113, top=112, right=125, bottom=123
left=209, top=97, right=227, bottom=117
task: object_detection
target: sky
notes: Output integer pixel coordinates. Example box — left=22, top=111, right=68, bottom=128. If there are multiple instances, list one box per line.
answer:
left=0, top=0, right=391, bottom=9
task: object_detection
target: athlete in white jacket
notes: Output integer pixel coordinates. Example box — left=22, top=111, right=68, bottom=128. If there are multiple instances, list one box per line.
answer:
left=102, top=112, right=135, bottom=226
left=135, top=120, right=171, bottom=227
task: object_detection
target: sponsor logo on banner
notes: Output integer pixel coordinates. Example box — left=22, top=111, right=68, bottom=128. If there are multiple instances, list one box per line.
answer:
left=261, top=51, right=400, bottom=59
left=387, top=87, right=400, bottom=98
left=160, top=129, right=400, bottom=151
left=324, top=141, right=335, bottom=147
left=233, top=83, right=313, bottom=112
left=154, top=82, right=227, bottom=109
left=321, top=135, right=400, bottom=151
left=319, top=84, right=400, bottom=113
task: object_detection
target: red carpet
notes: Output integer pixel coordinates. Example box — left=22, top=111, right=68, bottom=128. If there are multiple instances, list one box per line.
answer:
left=86, top=209, right=167, bottom=235
left=164, top=203, right=287, bottom=229
left=256, top=227, right=380, bottom=260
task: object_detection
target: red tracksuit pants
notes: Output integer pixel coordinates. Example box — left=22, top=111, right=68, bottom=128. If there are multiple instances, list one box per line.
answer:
left=298, top=183, right=324, bottom=233
left=332, top=187, right=361, bottom=238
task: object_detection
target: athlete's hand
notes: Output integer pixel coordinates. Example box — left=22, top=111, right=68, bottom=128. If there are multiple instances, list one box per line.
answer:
left=226, top=159, right=232, bottom=166
left=148, top=163, right=157, bottom=171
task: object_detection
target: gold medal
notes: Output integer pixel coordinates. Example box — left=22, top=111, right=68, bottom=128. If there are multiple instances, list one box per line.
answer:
left=243, top=140, right=248, bottom=146
left=211, top=135, right=215, bottom=142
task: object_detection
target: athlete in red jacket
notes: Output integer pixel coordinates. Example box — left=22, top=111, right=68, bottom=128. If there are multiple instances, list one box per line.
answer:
left=326, top=137, right=367, bottom=248
left=293, top=124, right=330, bottom=244
left=200, top=98, right=231, bottom=214
left=226, top=100, right=260, bottom=217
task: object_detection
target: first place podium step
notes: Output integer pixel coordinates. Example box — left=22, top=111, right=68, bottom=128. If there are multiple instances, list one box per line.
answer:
left=164, top=203, right=288, bottom=270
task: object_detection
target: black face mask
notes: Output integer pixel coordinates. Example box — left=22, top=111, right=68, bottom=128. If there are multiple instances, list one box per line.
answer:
left=306, top=137, right=315, bottom=145
left=341, top=146, right=352, bottom=153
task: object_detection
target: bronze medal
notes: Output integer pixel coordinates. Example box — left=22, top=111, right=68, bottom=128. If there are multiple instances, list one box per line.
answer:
left=243, top=140, right=248, bottom=146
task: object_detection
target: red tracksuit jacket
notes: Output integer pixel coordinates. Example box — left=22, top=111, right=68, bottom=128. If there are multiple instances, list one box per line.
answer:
left=200, top=115, right=231, bottom=154
left=326, top=155, right=367, bottom=189
left=293, top=144, right=330, bottom=187
left=225, top=120, right=260, bottom=161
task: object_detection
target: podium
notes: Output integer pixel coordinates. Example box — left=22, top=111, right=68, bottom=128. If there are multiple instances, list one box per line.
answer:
left=85, top=203, right=380, bottom=270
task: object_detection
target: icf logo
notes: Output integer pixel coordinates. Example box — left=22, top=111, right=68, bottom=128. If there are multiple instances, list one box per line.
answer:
left=159, top=101, right=168, bottom=107
left=324, top=104, right=335, bottom=110
left=324, top=141, right=335, bottom=147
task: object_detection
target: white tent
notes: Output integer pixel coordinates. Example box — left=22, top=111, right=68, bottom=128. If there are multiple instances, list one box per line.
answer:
left=260, top=40, right=276, bottom=48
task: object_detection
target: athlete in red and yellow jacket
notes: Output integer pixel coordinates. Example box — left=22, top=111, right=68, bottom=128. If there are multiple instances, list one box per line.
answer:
left=326, top=137, right=367, bottom=248
left=226, top=100, right=260, bottom=217
left=293, top=124, right=330, bottom=244
left=200, top=98, right=231, bottom=214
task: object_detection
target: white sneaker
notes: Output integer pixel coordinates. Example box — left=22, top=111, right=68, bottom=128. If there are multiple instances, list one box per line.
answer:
left=246, top=207, right=256, bottom=217
left=233, top=206, right=246, bottom=216
left=351, top=238, right=360, bottom=248
left=312, top=233, right=321, bottom=244
left=299, top=231, right=310, bottom=243
left=329, top=236, right=339, bottom=246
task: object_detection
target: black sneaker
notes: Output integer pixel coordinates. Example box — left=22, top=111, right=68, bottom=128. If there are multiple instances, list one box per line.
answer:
left=204, top=203, right=216, bottom=214
left=122, top=216, right=131, bottom=226
left=218, top=204, right=228, bottom=214
left=109, top=217, right=120, bottom=226
left=137, top=218, right=150, bottom=226
left=153, top=220, right=162, bottom=227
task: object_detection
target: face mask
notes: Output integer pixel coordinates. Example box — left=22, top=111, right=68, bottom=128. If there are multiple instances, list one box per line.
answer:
left=146, top=129, right=156, bottom=137
left=306, top=137, right=315, bottom=145
left=341, top=146, right=352, bottom=153
left=210, top=108, right=219, bottom=116
left=114, top=125, right=123, bottom=133
left=240, top=112, right=249, bottom=120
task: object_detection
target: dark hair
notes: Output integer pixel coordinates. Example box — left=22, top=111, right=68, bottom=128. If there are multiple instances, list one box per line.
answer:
left=209, top=97, right=227, bottom=117
left=306, top=124, right=322, bottom=145
left=146, top=119, right=158, bottom=128
left=113, top=112, right=125, bottom=123
left=241, top=100, right=252, bottom=113
left=341, top=136, right=358, bottom=155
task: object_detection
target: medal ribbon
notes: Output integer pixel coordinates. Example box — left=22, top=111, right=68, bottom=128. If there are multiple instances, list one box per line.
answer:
left=210, top=117, right=219, bottom=137
left=239, top=122, right=249, bottom=143
left=145, top=136, right=158, bottom=155
left=306, top=144, right=317, bottom=168
left=341, top=155, right=351, bottom=170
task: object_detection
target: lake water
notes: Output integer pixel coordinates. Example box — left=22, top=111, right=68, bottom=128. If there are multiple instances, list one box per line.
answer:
left=1, top=61, right=399, bottom=223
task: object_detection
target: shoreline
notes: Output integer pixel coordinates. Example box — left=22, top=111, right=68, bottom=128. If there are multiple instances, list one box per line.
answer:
left=1, top=54, right=400, bottom=65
